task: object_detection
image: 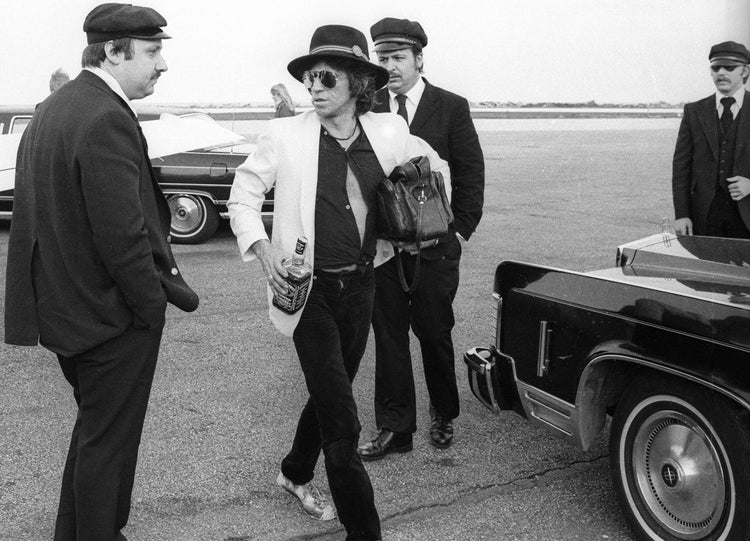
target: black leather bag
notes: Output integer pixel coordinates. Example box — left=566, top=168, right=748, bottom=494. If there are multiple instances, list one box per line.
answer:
left=377, top=156, right=453, bottom=292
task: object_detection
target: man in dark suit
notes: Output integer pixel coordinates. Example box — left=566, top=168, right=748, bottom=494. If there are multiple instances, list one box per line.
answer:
left=4, top=4, right=198, bottom=539
left=673, top=41, right=750, bottom=239
left=358, top=18, right=484, bottom=460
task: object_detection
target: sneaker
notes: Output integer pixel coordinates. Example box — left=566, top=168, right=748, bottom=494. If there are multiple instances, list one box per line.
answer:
left=275, top=472, right=336, bottom=521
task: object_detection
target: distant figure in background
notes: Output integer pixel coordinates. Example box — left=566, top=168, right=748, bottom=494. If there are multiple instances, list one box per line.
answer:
left=673, top=41, right=750, bottom=238
left=49, top=68, right=70, bottom=93
left=271, top=83, right=295, bottom=117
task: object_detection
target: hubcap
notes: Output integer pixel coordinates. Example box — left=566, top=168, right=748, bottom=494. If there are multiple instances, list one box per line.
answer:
left=632, top=410, right=726, bottom=539
left=168, top=195, right=205, bottom=235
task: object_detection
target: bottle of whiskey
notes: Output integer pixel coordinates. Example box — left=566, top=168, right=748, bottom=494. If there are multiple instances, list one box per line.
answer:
left=272, top=237, right=312, bottom=314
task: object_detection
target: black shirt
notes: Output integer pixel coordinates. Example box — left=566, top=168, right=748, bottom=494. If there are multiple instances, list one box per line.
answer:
left=314, top=126, right=384, bottom=269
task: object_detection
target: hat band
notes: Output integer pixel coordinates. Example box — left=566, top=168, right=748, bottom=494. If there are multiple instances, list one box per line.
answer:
left=310, top=44, right=368, bottom=60
left=711, top=54, right=748, bottom=64
left=374, top=36, right=418, bottom=45
left=86, top=27, right=169, bottom=44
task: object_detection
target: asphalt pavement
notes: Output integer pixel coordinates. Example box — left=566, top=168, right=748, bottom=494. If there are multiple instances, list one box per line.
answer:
left=0, top=124, right=679, bottom=540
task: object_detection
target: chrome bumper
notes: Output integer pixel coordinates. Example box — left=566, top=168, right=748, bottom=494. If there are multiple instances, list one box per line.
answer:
left=464, top=346, right=513, bottom=413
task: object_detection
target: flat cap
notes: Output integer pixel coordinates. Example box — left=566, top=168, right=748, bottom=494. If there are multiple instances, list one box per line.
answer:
left=84, top=3, right=171, bottom=44
left=709, top=41, right=750, bottom=66
left=370, top=17, right=427, bottom=52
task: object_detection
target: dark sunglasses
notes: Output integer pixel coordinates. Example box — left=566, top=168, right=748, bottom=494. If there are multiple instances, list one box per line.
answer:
left=711, top=64, right=742, bottom=72
left=302, top=70, right=339, bottom=90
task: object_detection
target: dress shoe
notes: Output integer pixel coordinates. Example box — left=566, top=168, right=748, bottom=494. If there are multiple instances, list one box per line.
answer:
left=357, top=429, right=413, bottom=461
left=429, top=408, right=454, bottom=449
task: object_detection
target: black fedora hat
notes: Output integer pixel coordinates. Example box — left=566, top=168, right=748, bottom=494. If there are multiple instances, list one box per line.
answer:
left=287, top=25, right=389, bottom=88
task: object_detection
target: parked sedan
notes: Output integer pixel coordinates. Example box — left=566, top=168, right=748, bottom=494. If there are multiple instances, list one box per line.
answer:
left=152, top=142, right=272, bottom=244
left=0, top=105, right=269, bottom=244
left=464, top=233, right=750, bottom=541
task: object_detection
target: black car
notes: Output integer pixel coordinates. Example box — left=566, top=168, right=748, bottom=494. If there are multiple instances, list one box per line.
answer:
left=464, top=233, right=750, bottom=541
left=0, top=105, right=270, bottom=243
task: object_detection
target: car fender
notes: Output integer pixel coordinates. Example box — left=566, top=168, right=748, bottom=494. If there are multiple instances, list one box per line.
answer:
left=575, top=347, right=750, bottom=451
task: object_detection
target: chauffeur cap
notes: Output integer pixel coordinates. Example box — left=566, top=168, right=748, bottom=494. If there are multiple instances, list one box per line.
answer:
left=84, top=3, right=171, bottom=44
left=709, top=41, right=750, bottom=66
left=370, top=17, right=428, bottom=52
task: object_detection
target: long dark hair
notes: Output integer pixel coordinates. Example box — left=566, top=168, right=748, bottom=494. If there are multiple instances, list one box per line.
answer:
left=320, top=56, right=379, bottom=116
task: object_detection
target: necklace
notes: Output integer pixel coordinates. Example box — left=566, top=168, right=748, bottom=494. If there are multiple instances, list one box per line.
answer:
left=327, top=122, right=358, bottom=141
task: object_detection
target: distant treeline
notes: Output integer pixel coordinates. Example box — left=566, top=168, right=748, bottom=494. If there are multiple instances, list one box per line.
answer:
left=474, top=100, right=681, bottom=108
left=167, top=100, right=684, bottom=110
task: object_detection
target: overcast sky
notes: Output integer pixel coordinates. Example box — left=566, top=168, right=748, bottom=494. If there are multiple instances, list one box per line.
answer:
left=1, top=0, right=748, bottom=106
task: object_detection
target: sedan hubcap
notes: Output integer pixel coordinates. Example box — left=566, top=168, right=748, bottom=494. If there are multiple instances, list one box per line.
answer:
left=168, top=195, right=204, bottom=234
left=632, top=410, right=726, bottom=539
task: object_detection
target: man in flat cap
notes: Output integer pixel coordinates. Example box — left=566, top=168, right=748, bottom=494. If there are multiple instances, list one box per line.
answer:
left=4, top=3, right=197, bottom=539
left=228, top=23, right=448, bottom=540
left=673, top=40, right=750, bottom=238
left=358, top=17, right=484, bottom=461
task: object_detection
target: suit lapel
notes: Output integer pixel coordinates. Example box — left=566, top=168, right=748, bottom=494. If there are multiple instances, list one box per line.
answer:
left=697, top=95, right=718, bottom=160
left=410, top=79, right=438, bottom=134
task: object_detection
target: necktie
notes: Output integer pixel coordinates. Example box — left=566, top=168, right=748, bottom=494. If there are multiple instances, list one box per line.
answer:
left=395, top=94, right=409, bottom=124
left=720, top=96, right=735, bottom=133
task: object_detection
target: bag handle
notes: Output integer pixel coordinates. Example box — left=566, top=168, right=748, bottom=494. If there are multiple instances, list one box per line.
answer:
left=393, top=187, right=426, bottom=293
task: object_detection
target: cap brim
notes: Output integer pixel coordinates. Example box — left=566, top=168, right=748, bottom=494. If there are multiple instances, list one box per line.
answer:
left=128, top=30, right=171, bottom=40
left=287, top=53, right=389, bottom=89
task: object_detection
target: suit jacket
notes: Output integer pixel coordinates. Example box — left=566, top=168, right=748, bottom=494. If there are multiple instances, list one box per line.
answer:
left=373, top=79, right=485, bottom=257
left=4, top=70, right=198, bottom=357
left=228, top=110, right=450, bottom=336
left=672, top=91, right=750, bottom=235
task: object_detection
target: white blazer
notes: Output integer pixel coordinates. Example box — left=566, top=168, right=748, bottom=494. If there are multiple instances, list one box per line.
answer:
left=228, top=110, right=451, bottom=336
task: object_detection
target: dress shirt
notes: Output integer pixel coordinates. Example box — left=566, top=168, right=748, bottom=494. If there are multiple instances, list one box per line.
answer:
left=388, top=77, right=426, bottom=126
left=314, top=127, right=382, bottom=268
left=84, top=66, right=138, bottom=117
left=715, top=86, right=745, bottom=120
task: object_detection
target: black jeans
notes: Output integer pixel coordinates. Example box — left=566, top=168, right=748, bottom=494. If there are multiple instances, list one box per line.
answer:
left=283, top=265, right=381, bottom=541
left=54, top=322, right=164, bottom=541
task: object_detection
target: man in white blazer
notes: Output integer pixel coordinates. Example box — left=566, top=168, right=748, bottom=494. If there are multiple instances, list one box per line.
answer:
left=228, top=25, right=449, bottom=541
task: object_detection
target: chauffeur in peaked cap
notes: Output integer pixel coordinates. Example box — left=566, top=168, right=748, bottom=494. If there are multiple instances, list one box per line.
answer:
left=357, top=16, right=485, bottom=462
left=672, top=40, right=750, bottom=239
left=5, top=3, right=198, bottom=539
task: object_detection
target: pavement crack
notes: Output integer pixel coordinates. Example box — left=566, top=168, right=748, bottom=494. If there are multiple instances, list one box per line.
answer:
left=381, top=454, right=609, bottom=526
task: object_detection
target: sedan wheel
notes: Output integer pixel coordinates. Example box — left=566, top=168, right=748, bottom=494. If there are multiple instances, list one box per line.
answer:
left=610, top=376, right=750, bottom=541
left=168, top=194, right=219, bottom=244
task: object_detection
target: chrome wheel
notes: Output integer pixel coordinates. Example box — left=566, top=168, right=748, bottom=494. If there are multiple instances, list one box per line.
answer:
left=167, top=194, right=218, bottom=244
left=610, top=376, right=750, bottom=541
left=630, top=407, right=727, bottom=539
